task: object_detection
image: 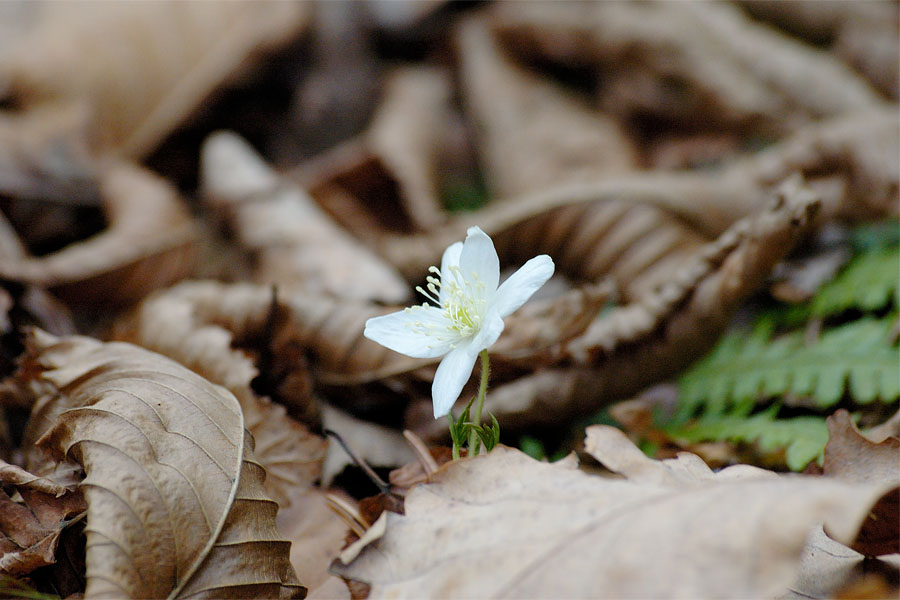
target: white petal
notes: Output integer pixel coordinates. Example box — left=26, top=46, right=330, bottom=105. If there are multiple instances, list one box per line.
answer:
left=439, top=241, right=463, bottom=304
left=459, top=226, right=499, bottom=299
left=491, top=255, right=555, bottom=317
left=470, top=310, right=505, bottom=353
left=431, top=344, right=479, bottom=418
left=364, top=306, right=459, bottom=358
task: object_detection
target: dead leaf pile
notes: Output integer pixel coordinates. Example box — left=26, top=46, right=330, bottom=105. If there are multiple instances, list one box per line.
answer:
left=0, top=1, right=897, bottom=598
left=334, top=426, right=897, bottom=599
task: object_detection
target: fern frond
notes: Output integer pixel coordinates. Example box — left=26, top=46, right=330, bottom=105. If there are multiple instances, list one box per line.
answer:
left=810, top=246, right=899, bottom=317
left=677, top=315, right=899, bottom=420
left=669, top=407, right=829, bottom=471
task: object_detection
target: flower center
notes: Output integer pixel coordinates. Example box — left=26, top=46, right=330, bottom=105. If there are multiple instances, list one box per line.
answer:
left=413, top=265, right=486, bottom=339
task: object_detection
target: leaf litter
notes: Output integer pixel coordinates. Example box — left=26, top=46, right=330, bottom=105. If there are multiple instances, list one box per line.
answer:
left=0, top=1, right=897, bottom=598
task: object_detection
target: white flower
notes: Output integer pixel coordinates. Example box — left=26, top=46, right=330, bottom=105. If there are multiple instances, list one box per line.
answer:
left=364, top=226, right=554, bottom=418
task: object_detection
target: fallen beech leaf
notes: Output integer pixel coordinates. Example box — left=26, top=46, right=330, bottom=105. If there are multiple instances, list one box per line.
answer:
left=334, top=426, right=894, bottom=599
left=0, top=459, right=85, bottom=577
left=111, top=280, right=326, bottom=506
left=0, top=162, right=197, bottom=306
left=0, top=105, right=100, bottom=206
left=23, top=330, right=304, bottom=598
left=365, top=66, right=452, bottom=231
left=457, top=17, right=637, bottom=199
left=410, top=177, right=820, bottom=438
left=493, top=1, right=883, bottom=132
left=2, top=1, right=309, bottom=158
left=824, top=409, right=900, bottom=484
left=307, top=576, right=351, bottom=600
left=739, top=0, right=899, bottom=98
left=824, top=409, right=900, bottom=557
left=377, top=108, right=897, bottom=290
left=201, top=131, right=409, bottom=303
left=277, top=488, right=353, bottom=594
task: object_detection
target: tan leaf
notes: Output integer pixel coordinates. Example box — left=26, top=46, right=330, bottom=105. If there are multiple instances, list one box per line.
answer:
left=0, top=459, right=85, bottom=577
left=740, top=0, right=899, bottom=98
left=410, top=177, right=819, bottom=438
left=23, top=330, right=304, bottom=598
left=277, top=487, right=354, bottom=594
left=0, top=162, right=196, bottom=306
left=294, top=64, right=458, bottom=245
left=457, top=17, right=637, bottom=199
left=492, top=1, right=882, bottom=131
left=201, top=131, right=410, bottom=304
left=823, top=409, right=900, bottom=557
left=365, top=66, right=453, bottom=231
left=111, top=280, right=326, bottom=506
left=2, top=1, right=308, bottom=158
left=333, top=426, right=894, bottom=599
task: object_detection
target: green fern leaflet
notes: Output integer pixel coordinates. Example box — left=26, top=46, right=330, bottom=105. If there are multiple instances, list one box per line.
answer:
left=670, top=406, right=829, bottom=471
left=677, top=315, right=899, bottom=421
left=810, top=246, right=899, bottom=317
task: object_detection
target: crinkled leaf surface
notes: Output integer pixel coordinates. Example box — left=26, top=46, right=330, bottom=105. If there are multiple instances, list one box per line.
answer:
left=333, top=425, right=893, bottom=599
left=24, top=330, right=304, bottom=599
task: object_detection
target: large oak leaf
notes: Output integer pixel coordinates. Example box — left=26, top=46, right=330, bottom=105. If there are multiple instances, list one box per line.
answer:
left=23, top=330, right=304, bottom=599
left=333, top=426, right=894, bottom=599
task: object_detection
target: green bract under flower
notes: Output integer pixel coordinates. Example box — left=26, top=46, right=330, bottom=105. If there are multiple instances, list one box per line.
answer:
left=364, top=226, right=554, bottom=418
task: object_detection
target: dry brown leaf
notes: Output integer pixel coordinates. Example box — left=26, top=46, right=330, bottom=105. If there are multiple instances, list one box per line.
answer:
left=0, top=459, right=85, bottom=577
left=333, top=425, right=894, bottom=599
left=0, top=161, right=197, bottom=306
left=20, top=330, right=304, bottom=598
left=111, top=280, right=326, bottom=506
left=277, top=487, right=353, bottom=594
left=201, top=131, right=410, bottom=303
left=490, top=280, right=613, bottom=365
left=739, top=0, right=899, bottom=98
left=365, top=66, right=452, bottom=231
left=410, top=177, right=820, bottom=437
left=377, top=107, right=897, bottom=293
left=0, top=104, right=99, bottom=205
left=1, top=0, right=308, bottom=158
left=823, top=409, right=900, bottom=557
left=379, top=183, right=710, bottom=302
left=456, top=17, right=637, bottom=199
left=493, top=1, right=884, bottom=132
left=294, top=66, right=460, bottom=244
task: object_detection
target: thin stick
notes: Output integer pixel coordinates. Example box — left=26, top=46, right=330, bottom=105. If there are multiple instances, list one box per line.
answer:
left=324, top=428, right=390, bottom=494
left=403, top=429, right=439, bottom=478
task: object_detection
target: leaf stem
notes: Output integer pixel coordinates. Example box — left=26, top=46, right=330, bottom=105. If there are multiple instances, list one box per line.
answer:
left=468, top=350, right=491, bottom=455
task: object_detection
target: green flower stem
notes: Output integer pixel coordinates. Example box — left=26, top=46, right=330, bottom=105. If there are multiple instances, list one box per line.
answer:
left=468, top=350, right=491, bottom=455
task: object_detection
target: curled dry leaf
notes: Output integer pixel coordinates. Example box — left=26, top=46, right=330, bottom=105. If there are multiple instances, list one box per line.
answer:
left=456, top=17, right=637, bottom=200
left=0, top=104, right=100, bottom=205
left=411, top=177, right=820, bottom=437
left=365, top=66, right=452, bottom=231
left=492, top=1, right=884, bottom=132
left=277, top=487, right=354, bottom=595
left=1, top=0, right=309, bottom=158
left=0, top=161, right=197, bottom=306
left=21, top=330, right=305, bottom=599
left=490, top=280, right=614, bottom=365
left=823, top=409, right=899, bottom=557
left=201, top=131, right=409, bottom=304
left=739, top=0, right=899, bottom=98
left=333, top=425, right=894, bottom=599
left=377, top=108, right=897, bottom=289
left=295, top=65, right=457, bottom=242
left=0, top=458, right=85, bottom=577
left=111, top=280, right=326, bottom=506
